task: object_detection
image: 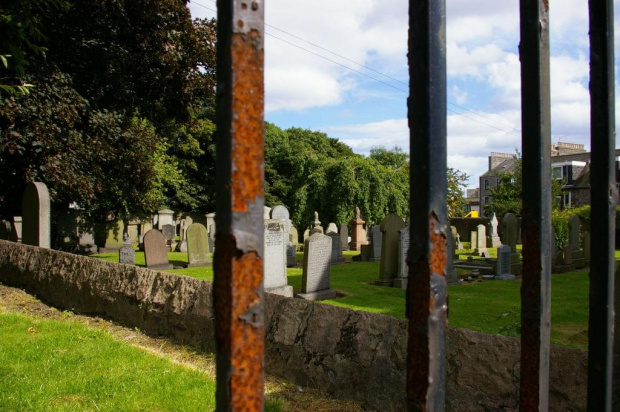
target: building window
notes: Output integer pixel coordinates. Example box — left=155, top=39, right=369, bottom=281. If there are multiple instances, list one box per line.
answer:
left=484, top=179, right=489, bottom=190
left=552, top=166, right=562, bottom=180
left=484, top=196, right=490, bottom=205
left=563, top=192, right=572, bottom=209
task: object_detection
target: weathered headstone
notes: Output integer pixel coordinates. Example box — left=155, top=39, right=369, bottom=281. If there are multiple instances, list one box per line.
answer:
left=271, top=205, right=290, bottom=236
left=176, top=220, right=188, bottom=252
left=339, top=224, right=349, bottom=251
left=298, top=233, right=336, bottom=300
left=394, top=225, right=410, bottom=289
left=12, top=216, right=22, bottom=242
left=186, top=223, right=210, bottom=267
left=327, top=232, right=345, bottom=264
left=326, top=222, right=338, bottom=234
left=206, top=212, right=216, bottom=252
left=143, top=229, right=172, bottom=270
left=488, top=213, right=502, bottom=248
left=22, top=182, right=51, bottom=248
left=475, top=224, right=489, bottom=257
left=303, top=229, right=310, bottom=242
left=119, top=234, right=135, bottom=265
left=450, top=226, right=458, bottom=257
left=470, top=231, right=477, bottom=250
left=446, top=227, right=460, bottom=285
left=369, top=225, right=382, bottom=261
left=377, top=213, right=406, bottom=286
left=286, top=244, right=296, bottom=267
left=289, top=225, right=299, bottom=245
left=157, top=209, right=174, bottom=229
left=500, top=213, right=518, bottom=251
left=162, top=224, right=176, bottom=241
left=495, top=245, right=515, bottom=280
left=264, top=220, right=293, bottom=297
left=263, top=206, right=272, bottom=220
left=310, top=211, right=323, bottom=233
left=348, top=205, right=367, bottom=251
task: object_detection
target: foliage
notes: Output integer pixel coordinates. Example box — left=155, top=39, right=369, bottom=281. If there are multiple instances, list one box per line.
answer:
left=552, top=209, right=570, bottom=250
left=485, top=154, right=563, bottom=217
left=0, top=0, right=218, bottom=222
left=446, top=168, right=469, bottom=219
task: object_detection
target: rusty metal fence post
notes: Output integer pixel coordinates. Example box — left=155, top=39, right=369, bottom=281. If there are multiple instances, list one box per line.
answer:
left=588, top=0, right=616, bottom=410
left=214, top=0, right=265, bottom=410
left=518, top=0, right=552, bottom=410
left=407, top=0, right=448, bottom=410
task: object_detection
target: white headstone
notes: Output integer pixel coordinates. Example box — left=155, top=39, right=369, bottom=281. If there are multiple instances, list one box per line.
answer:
left=298, top=233, right=336, bottom=301
left=264, top=220, right=293, bottom=297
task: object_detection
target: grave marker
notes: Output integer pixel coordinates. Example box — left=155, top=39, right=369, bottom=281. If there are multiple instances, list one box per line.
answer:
left=394, top=225, right=410, bottom=288
left=475, top=224, right=489, bottom=257
left=143, top=229, right=173, bottom=270
left=369, top=225, right=382, bottom=261
left=119, top=234, right=135, bottom=265
left=495, top=245, right=515, bottom=280
left=264, top=220, right=293, bottom=297
left=298, top=233, right=336, bottom=300
left=326, top=222, right=338, bottom=234
left=489, top=213, right=502, bottom=247
left=377, top=213, right=406, bottom=286
left=339, top=224, right=349, bottom=251
left=327, top=232, right=345, bottom=264
left=186, top=223, right=211, bottom=267
left=22, top=182, right=51, bottom=248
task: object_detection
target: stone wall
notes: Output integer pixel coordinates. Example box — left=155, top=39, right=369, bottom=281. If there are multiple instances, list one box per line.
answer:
left=0, top=240, right=587, bottom=411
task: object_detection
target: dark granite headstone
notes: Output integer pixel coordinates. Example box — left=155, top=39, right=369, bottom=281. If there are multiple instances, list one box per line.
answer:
left=377, top=213, right=406, bottom=286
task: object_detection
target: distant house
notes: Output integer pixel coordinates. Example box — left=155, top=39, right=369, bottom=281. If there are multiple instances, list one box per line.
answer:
left=478, top=142, right=620, bottom=216
left=464, top=188, right=480, bottom=215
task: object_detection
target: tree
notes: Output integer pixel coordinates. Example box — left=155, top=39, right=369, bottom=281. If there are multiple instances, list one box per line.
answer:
left=446, top=168, right=469, bottom=219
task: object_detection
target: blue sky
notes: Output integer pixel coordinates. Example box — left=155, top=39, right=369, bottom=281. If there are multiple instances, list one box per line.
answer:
left=188, top=0, right=619, bottom=189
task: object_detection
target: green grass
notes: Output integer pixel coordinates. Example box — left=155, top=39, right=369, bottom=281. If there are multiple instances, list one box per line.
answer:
left=93, top=248, right=590, bottom=349
left=0, top=311, right=216, bottom=411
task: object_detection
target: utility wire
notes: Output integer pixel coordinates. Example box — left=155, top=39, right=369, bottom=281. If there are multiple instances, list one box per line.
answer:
left=190, top=0, right=521, bottom=136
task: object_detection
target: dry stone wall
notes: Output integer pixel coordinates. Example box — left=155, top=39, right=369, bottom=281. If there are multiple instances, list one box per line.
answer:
left=0, top=240, right=588, bottom=411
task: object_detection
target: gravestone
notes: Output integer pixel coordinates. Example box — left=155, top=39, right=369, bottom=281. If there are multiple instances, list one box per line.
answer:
left=303, top=229, right=310, bottom=242
left=12, top=216, right=22, bottom=242
left=488, top=213, right=502, bottom=248
left=360, top=244, right=371, bottom=261
left=102, top=219, right=124, bottom=252
left=22, top=182, right=51, bottom=248
left=162, top=223, right=176, bottom=251
left=176, top=220, right=188, bottom=252
left=186, top=223, right=210, bottom=267
left=298, top=233, right=336, bottom=300
left=263, top=206, right=272, bottom=220
left=327, top=232, right=345, bottom=264
left=501, top=213, right=518, bottom=251
left=339, top=224, right=349, bottom=251
left=271, top=205, right=290, bottom=237
left=446, top=227, right=460, bottom=285
left=495, top=245, right=515, bottom=280
left=470, top=231, right=477, bottom=250
left=206, top=212, right=216, bottom=252
left=450, top=226, right=459, bottom=258
left=289, top=225, right=299, bottom=245
left=369, top=225, right=382, bottom=261
left=286, top=244, right=296, bottom=267
left=157, top=209, right=174, bottom=229
left=326, top=222, right=338, bottom=234
left=310, top=211, right=323, bottom=233
left=119, top=234, right=135, bottom=265
left=475, top=224, right=488, bottom=257
left=143, top=229, right=173, bottom=270
left=377, top=213, right=406, bottom=286
left=264, top=220, right=293, bottom=297
left=456, top=232, right=463, bottom=249
left=348, top=205, right=368, bottom=251
left=394, top=225, right=410, bottom=289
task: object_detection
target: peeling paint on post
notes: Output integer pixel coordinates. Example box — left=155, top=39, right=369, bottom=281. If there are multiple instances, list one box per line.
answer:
left=518, top=0, right=552, bottom=410
left=215, top=0, right=265, bottom=410
left=407, top=0, right=448, bottom=409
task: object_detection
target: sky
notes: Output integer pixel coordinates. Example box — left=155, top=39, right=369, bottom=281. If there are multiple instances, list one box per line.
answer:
left=187, top=0, right=620, bottom=190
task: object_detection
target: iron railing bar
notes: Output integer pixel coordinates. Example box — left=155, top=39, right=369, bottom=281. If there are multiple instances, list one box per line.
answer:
left=587, top=0, right=616, bottom=410
left=406, top=0, right=448, bottom=410
left=214, top=0, right=266, bottom=410
left=518, top=0, right=552, bottom=410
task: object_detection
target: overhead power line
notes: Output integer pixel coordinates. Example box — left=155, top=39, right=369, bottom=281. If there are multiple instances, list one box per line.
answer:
left=190, top=0, right=521, bottom=136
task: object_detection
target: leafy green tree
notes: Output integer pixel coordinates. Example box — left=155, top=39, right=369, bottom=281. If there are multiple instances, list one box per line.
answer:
left=446, top=168, right=469, bottom=219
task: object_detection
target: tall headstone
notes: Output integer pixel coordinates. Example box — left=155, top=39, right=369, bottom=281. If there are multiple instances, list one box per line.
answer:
left=310, top=211, right=323, bottom=233
left=475, top=224, right=488, bottom=257
left=501, top=213, right=521, bottom=274
left=206, top=212, right=216, bottom=252
left=339, top=224, right=349, bottom=252
left=157, top=209, right=174, bottom=229
left=303, top=229, right=310, bottom=242
left=270, top=205, right=290, bottom=237
left=327, top=232, right=345, bottom=264
left=450, top=226, right=458, bottom=257
left=298, top=233, right=336, bottom=300
left=488, top=213, right=502, bottom=247
left=495, top=245, right=515, bottom=280
left=377, top=213, right=406, bottom=286
left=12, top=216, right=22, bottom=242
left=326, top=222, right=338, bottom=234
left=186, top=223, right=211, bottom=267
left=289, top=225, right=299, bottom=245
left=348, top=205, right=368, bottom=251
left=22, top=182, right=51, bottom=248
left=264, top=220, right=293, bottom=297
left=143, top=229, right=173, bottom=270
left=470, top=231, right=477, bottom=250
left=369, top=225, right=383, bottom=261
left=394, top=225, right=410, bottom=289
left=119, top=234, right=135, bottom=265
left=446, top=227, right=460, bottom=285
left=176, top=219, right=188, bottom=252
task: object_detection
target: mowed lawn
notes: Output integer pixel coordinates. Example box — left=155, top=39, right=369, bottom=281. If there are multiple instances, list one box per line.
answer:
left=94, top=250, right=591, bottom=349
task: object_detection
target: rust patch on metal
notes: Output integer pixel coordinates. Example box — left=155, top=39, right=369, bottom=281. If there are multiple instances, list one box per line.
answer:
left=214, top=234, right=264, bottom=410
left=231, top=33, right=264, bottom=213
left=429, top=213, right=446, bottom=279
